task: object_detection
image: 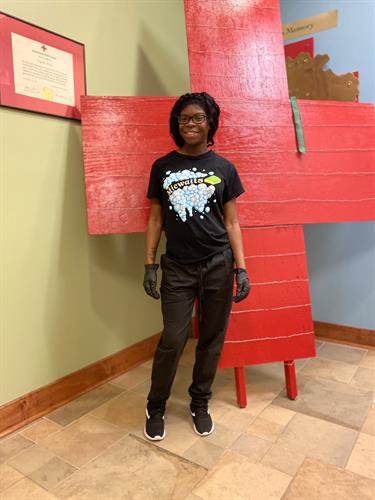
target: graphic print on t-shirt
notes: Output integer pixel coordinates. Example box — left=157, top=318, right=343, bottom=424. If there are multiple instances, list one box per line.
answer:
left=162, top=167, right=221, bottom=222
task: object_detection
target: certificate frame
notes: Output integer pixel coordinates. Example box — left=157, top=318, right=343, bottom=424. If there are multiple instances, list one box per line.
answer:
left=0, top=12, right=86, bottom=120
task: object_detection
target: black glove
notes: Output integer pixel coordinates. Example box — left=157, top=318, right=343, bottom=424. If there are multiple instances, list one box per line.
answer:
left=143, top=264, right=160, bottom=299
left=233, top=268, right=251, bottom=303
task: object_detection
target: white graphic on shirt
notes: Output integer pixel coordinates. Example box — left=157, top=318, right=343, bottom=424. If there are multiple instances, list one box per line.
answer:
left=162, top=168, right=221, bottom=222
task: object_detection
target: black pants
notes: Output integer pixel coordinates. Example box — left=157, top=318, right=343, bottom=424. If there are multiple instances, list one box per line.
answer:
left=147, top=246, right=234, bottom=411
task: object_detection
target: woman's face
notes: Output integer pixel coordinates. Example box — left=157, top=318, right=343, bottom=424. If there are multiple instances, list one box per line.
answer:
left=178, top=103, right=210, bottom=147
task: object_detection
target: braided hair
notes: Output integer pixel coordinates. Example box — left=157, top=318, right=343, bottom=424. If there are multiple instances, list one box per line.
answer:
left=169, top=92, right=221, bottom=148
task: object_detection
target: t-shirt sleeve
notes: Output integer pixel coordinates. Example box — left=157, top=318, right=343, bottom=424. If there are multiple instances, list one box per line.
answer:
left=146, top=161, right=162, bottom=201
left=223, top=163, right=245, bottom=204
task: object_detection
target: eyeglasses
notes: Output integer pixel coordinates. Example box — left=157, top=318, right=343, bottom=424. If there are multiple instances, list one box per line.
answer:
left=178, top=113, right=207, bottom=125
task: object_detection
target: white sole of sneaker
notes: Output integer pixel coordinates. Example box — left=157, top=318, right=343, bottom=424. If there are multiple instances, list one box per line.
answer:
left=192, top=421, right=214, bottom=436
left=143, top=427, right=166, bottom=441
left=191, top=412, right=215, bottom=436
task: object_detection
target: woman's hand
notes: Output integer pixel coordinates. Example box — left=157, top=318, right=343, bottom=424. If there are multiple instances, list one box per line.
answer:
left=233, top=268, right=250, bottom=303
left=143, top=264, right=160, bottom=299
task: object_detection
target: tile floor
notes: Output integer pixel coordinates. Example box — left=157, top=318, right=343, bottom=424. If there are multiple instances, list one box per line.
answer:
left=1, top=339, right=374, bottom=499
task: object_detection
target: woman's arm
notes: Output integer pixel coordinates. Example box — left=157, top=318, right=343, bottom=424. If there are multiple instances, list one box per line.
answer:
left=223, top=199, right=246, bottom=269
left=146, top=199, right=163, bottom=264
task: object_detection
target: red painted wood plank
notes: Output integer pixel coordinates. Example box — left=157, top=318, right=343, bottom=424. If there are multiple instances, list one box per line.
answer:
left=220, top=225, right=315, bottom=368
left=189, top=53, right=287, bottom=79
left=239, top=200, right=375, bottom=226
left=240, top=175, right=375, bottom=201
left=81, top=96, right=375, bottom=233
left=184, top=1, right=280, bottom=31
left=298, top=100, right=374, bottom=125
left=228, top=307, right=313, bottom=342
left=226, top=151, right=375, bottom=174
left=232, top=281, right=311, bottom=310
left=243, top=253, right=309, bottom=283
left=190, top=75, right=288, bottom=100
left=220, top=335, right=315, bottom=367
left=215, top=125, right=375, bottom=151
left=188, top=29, right=283, bottom=56
left=86, top=208, right=147, bottom=234
left=240, top=225, right=306, bottom=253
left=184, top=0, right=288, bottom=100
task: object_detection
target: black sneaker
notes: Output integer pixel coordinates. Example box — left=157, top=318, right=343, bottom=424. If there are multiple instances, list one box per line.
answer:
left=144, top=407, right=166, bottom=441
left=190, top=405, right=214, bottom=436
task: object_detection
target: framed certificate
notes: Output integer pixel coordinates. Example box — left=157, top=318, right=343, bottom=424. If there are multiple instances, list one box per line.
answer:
left=0, top=12, right=86, bottom=120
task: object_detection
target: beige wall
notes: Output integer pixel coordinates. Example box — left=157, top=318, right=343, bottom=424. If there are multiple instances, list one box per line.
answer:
left=0, top=0, right=189, bottom=405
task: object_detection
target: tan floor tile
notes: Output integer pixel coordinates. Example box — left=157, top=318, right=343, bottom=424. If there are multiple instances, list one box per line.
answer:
left=272, top=375, right=372, bottom=430
left=346, top=432, right=375, bottom=480
left=360, top=350, right=375, bottom=369
left=128, top=378, right=150, bottom=398
left=213, top=380, right=280, bottom=419
left=214, top=406, right=256, bottom=431
left=246, top=417, right=285, bottom=443
left=21, top=418, right=63, bottom=443
left=91, top=390, right=146, bottom=432
left=166, top=398, right=190, bottom=419
left=140, top=358, right=153, bottom=369
left=362, top=406, right=375, bottom=436
left=295, top=357, right=309, bottom=372
left=261, top=443, right=305, bottom=476
left=7, top=444, right=55, bottom=475
left=38, top=414, right=124, bottom=468
left=0, top=434, right=34, bottom=464
left=245, top=363, right=286, bottom=394
left=209, top=381, right=239, bottom=408
left=258, top=404, right=295, bottom=426
left=212, top=371, right=236, bottom=391
left=29, top=456, right=77, bottom=491
left=318, top=342, right=367, bottom=365
left=185, top=495, right=204, bottom=500
left=300, top=357, right=357, bottom=383
left=283, top=457, right=375, bottom=500
left=47, top=383, right=124, bottom=426
left=350, top=366, right=375, bottom=392
left=205, top=422, right=242, bottom=448
left=52, top=434, right=206, bottom=499
left=230, top=433, right=272, bottom=462
left=183, top=439, right=224, bottom=469
left=315, top=339, right=324, bottom=350
left=218, top=366, right=236, bottom=381
left=0, top=463, right=24, bottom=492
left=277, top=412, right=358, bottom=468
left=244, top=392, right=281, bottom=417
left=111, top=364, right=151, bottom=390
left=1, top=477, right=56, bottom=499
left=193, top=450, right=291, bottom=500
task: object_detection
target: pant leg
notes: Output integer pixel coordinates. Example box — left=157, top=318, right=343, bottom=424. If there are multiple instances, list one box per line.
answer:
left=147, top=254, right=197, bottom=410
left=188, top=247, right=234, bottom=405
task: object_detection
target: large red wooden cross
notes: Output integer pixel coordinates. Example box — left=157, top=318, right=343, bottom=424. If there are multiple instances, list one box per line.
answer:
left=81, top=0, right=375, bottom=407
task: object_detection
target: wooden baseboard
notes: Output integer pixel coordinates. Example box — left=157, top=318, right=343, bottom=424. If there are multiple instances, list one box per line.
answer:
left=314, top=321, right=375, bottom=348
left=0, top=333, right=160, bottom=438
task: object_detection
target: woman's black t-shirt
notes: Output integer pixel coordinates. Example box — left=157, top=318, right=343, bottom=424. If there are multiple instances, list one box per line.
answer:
left=146, top=150, right=245, bottom=264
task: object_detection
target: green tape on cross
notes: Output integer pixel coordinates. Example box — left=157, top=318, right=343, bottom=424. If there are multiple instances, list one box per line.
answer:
left=290, top=96, right=306, bottom=154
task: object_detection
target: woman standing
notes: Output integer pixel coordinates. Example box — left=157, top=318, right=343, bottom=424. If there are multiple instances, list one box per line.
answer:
left=143, top=92, right=250, bottom=441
